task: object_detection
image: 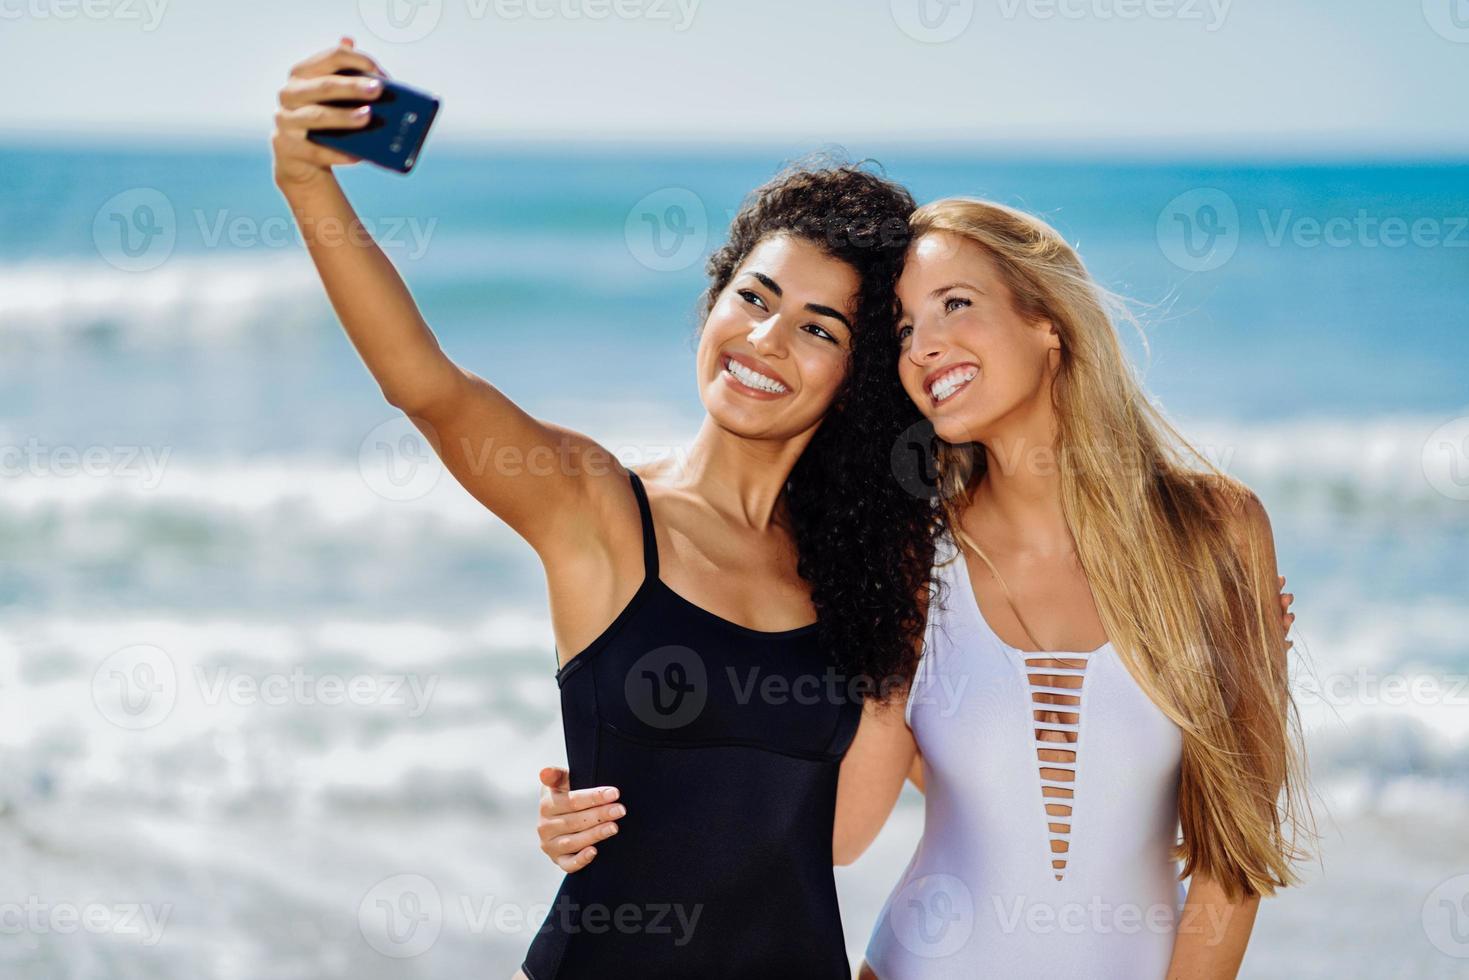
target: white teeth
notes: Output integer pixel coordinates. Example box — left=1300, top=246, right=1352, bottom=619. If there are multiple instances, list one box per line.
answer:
left=930, top=367, right=977, bottom=402
left=725, top=358, right=789, bottom=394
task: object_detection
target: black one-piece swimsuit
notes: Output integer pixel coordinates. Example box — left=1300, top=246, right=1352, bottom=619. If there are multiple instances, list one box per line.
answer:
left=522, top=470, right=863, bottom=979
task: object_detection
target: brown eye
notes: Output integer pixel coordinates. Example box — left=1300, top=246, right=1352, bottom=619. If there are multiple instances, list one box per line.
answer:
left=738, top=289, right=768, bottom=311
left=803, top=324, right=838, bottom=344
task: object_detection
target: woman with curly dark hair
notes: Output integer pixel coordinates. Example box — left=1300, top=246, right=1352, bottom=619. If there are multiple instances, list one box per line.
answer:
left=272, top=40, right=937, bottom=979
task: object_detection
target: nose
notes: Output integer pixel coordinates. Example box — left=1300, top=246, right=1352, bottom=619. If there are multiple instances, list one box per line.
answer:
left=749, top=316, right=788, bottom=358
left=906, top=319, right=947, bottom=366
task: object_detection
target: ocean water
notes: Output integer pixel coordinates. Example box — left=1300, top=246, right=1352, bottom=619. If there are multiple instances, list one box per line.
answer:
left=2, top=141, right=1467, bottom=978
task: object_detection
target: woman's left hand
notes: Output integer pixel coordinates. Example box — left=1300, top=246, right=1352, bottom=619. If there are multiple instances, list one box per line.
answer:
left=1278, top=575, right=1295, bottom=650
left=537, top=766, right=623, bottom=872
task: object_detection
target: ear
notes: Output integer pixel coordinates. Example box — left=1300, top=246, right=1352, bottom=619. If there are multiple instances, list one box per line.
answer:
left=1031, top=317, right=1061, bottom=353
left=1038, top=318, right=1063, bottom=374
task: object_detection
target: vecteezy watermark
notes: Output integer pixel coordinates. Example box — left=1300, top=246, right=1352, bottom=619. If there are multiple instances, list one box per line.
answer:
left=0, top=0, right=169, bottom=30
left=0, top=898, right=173, bottom=946
left=360, top=874, right=444, bottom=958
left=92, top=644, right=178, bottom=730
left=884, top=873, right=975, bottom=959
left=890, top=0, right=975, bottom=43
left=729, top=666, right=917, bottom=710
left=93, top=188, right=177, bottom=273
left=357, top=0, right=445, bottom=42
left=1158, top=189, right=1469, bottom=271
left=1422, top=0, right=1469, bottom=43
left=479, top=0, right=700, bottom=29
left=1422, top=416, right=1469, bottom=502
left=997, top=0, right=1232, bottom=31
left=94, top=189, right=438, bottom=269
left=1257, top=210, right=1469, bottom=250
left=449, top=436, right=620, bottom=481
left=1295, top=669, right=1469, bottom=709
left=624, top=652, right=922, bottom=731
left=991, top=895, right=1194, bottom=939
left=464, top=894, right=702, bottom=944
left=510, top=894, right=702, bottom=945
left=625, top=188, right=709, bottom=273
left=891, top=419, right=943, bottom=501
left=1422, top=873, right=1469, bottom=958
left=892, top=426, right=1242, bottom=500
left=195, top=210, right=438, bottom=261
left=193, top=666, right=440, bottom=718
left=1156, top=188, right=1240, bottom=273
left=357, top=874, right=702, bottom=958
left=355, top=417, right=698, bottom=502
left=903, top=671, right=974, bottom=719
left=625, top=645, right=709, bottom=729
left=0, top=439, right=171, bottom=489
left=359, top=415, right=444, bottom=503
left=357, top=0, right=700, bottom=44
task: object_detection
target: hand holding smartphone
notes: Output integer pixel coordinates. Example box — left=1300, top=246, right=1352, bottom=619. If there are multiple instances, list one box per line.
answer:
left=306, top=68, right=441, bottom=175
left=272, top=39, right=441, bottom=189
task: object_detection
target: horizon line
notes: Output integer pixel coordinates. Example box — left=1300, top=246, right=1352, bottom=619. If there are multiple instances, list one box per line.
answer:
left=4, top=125, right=1468, bottom=165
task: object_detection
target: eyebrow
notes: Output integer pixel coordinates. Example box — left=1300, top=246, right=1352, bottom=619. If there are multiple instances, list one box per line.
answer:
left=747, top=271, right=853, bottom=331
left=930, top=281, right=984, bottom=299
left=805, top=303, right=852, bottom=331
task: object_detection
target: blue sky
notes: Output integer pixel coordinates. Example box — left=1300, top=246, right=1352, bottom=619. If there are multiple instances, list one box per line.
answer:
left=4, top=0, right=1466, bottom=153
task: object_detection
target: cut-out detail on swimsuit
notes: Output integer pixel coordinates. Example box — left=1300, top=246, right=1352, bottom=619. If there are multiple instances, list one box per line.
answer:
left=951, top=549, right=1104, bottom=887
left=956, top=547, right=1101, bottom=883
left=1025, top=652, right=1090, bottom=880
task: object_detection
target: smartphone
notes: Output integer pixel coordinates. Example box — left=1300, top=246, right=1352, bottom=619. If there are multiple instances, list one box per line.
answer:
left=308, top=69, right=440, bottom=175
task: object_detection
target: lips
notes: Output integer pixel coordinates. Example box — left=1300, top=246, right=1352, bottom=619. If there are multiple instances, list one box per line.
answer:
left=924, top=363, right=979, bottom=404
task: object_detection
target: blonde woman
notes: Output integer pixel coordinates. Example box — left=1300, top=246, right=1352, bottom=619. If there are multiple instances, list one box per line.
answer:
left=538, top=198, right=1305, bottom=979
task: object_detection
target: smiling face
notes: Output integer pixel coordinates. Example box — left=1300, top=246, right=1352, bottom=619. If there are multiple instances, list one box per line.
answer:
left=895, top=231, right=1061, bottom=445
left=696, top=233, right=860, bottom=442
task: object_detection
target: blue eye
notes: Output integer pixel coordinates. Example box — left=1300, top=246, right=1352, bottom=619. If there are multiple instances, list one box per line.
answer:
left=897, top=324, right=913, bottom=342
left=944, top=296, right=971, bottom=314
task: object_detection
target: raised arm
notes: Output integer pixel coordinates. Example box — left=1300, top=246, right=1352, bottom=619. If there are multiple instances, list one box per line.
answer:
left=271, top=40, right=624, bottom=559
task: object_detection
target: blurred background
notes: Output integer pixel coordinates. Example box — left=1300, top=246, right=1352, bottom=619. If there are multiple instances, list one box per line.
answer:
left=2, top=1, right=1467, bottom=977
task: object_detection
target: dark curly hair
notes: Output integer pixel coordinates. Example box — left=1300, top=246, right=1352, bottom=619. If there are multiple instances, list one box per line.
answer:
left=698, top=160, right=940, bottom=703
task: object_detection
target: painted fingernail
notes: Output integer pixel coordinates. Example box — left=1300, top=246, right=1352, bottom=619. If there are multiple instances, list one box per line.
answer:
left=610, top=804, right=626, bottom=818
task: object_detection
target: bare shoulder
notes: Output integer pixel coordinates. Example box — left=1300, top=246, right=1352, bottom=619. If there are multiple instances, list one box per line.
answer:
left=1192, top=471, right=1275, bottom=560
left=532, top=438, right=645, bottom=570
left=555, top=452, right=691, bottom=568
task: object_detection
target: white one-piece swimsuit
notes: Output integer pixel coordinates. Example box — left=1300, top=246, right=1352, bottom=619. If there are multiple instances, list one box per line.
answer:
left=866, top=538, right=1186, bottom=979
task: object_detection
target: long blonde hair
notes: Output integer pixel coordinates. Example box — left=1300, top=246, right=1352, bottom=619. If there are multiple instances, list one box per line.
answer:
left=913, top=198, right=1310, bottom=900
